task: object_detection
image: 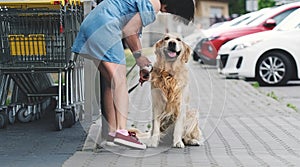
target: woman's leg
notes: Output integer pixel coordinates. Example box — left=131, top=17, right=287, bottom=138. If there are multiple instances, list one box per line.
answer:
left=96, top=60, right=146, bottom=149
left=97, top=60, right=128, bottom=133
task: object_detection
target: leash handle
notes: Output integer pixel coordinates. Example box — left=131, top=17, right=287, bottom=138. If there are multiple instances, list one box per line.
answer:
left=128, top=64, right=153, bottom=94
left=139, top=64, right=153, bottom=85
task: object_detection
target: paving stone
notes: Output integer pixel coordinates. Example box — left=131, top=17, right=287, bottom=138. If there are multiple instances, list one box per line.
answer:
left=63, top=62, right=300, bottom=167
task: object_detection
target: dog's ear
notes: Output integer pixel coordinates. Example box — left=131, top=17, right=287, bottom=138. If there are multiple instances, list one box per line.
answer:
left=154, top=39, right=163, bottom=55
left=181, top=42, right=191, bottom=63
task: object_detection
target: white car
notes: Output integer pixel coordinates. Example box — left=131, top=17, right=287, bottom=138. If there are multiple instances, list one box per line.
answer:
left=217, top=8, right=300, bottom=85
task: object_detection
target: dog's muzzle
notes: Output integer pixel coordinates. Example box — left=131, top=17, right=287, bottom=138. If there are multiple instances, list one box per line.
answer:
left=164, top=42, right=181, bottom=61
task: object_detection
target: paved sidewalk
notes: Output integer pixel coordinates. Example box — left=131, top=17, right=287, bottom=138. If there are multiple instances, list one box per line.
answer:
left=63, top=62, right=300, bottom=167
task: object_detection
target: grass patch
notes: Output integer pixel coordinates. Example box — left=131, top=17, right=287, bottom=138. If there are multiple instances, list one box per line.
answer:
left=251, top=82, right=260, bottom=88
left=287, top=103, right=298, bottom=112
left=267, top=91, right=279, bottom=101
left=147, top=123, right=151, bottom=129
left=125, top=49, right=136, bottom=68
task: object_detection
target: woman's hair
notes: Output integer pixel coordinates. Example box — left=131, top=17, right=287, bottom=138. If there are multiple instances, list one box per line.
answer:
left=161, top=0, right=195, bottom=25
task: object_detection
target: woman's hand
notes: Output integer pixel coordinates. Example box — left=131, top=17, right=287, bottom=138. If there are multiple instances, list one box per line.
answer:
left=136, top=56, right=152, bottom=84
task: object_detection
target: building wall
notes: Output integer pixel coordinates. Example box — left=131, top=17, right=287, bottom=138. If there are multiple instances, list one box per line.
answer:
left=195, top=0, right=229, bottom=28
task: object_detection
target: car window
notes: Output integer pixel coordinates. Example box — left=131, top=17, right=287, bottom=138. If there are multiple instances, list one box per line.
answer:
left=275, top=9, right=300, bottom=31
left=230, top=16, right=251, bottom=26
left=243, top=14, right=265, bottom=25
left=237, top=8, right=272, bottom=26
left=247, top=5, right=300, bottom=26
left=273, top=8, right=298, bottom=24
left=247, top=6, right=279, bottom=26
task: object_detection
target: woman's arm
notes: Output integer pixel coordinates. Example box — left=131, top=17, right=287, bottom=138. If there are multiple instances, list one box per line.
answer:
left=123, top=13, right=142, bottom=52
left=123, top=0, right=160, bottom=52
left=123, top=14, right=151, bottom=68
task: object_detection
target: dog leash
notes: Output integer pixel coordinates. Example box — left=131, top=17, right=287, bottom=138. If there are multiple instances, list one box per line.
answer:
left=127, top=64, right=153, bottom=93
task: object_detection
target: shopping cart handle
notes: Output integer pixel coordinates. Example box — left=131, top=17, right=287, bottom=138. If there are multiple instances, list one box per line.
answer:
left=68, top=53, right=79, bottom=68
left=70, top=53, right=78, bottom=62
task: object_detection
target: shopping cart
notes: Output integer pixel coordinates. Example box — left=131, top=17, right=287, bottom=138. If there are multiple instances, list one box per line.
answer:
left=0, top=0, right=84, bottom=130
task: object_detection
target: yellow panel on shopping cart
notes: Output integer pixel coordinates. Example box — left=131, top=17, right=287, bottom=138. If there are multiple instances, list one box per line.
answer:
left=9, top=34, right=46, bottom=56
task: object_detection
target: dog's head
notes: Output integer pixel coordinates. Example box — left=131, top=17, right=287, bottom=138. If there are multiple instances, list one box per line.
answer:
left=154, top=34, right=191, bottom=64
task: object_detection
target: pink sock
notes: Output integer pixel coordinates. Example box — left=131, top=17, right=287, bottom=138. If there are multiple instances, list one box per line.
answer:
left=108, top=132, right=116, bottom=137
left=116, top=129, right=128, bottom=136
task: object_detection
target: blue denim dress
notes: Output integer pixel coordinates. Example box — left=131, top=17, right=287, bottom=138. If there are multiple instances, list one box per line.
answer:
left=71, top=0, right=156, bottom=64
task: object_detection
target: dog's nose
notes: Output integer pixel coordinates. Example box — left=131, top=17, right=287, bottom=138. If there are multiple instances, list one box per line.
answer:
left=168, top=41, right=176, bottom=51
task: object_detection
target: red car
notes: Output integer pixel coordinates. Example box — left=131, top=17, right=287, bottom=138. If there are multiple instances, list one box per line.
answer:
left=197, top=2, right=300, bottom=65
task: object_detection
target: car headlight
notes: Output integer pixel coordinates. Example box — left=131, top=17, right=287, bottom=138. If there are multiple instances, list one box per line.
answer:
left=231, top=40, right=262, bottom=51
left=208, top=45, right=213, bottom=52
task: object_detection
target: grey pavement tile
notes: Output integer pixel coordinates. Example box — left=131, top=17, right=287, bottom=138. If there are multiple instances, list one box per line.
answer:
left=141, top=157, right=163, bottom=165
left=279, top=155, right=300, bottom=166
left=62, top=152, right=94, bottom=167
left=191, top=162, right=215, bottom=167
left=209, top=155, right=238, bottom=167
left=140, top=165, right=162, bottom=167
left=63, top=63, right=300, bottom=167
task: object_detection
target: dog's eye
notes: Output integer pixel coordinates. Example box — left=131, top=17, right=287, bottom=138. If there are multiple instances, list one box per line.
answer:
left=176, top=38, right=181, bottom=41
left=164, top=37, right=170, bottom=40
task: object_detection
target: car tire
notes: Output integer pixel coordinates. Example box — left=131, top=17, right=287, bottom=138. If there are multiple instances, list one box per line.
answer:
left=192, top=51, right=200, bottom=61
left=255, top=51, right=292, bottom=86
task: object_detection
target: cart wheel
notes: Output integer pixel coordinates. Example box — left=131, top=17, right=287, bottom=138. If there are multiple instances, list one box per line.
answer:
left=55, top=113, right=63, bottom=131
left=8, top=108, right=15, bottom=124
left=30, top=113, right=37, bottom=122
left=64, top=110, right=75, bottom=128
left=0, top=111, right=8, bottom=128
left=17, top=107, right=32, bottom=123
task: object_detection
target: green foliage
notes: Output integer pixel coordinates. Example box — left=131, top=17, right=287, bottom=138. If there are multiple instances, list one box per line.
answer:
left=5, top=99, right=11, bottom=105
left=229, top=0, right=246, bottom=15
left=258, top=0, right=276, bottom=10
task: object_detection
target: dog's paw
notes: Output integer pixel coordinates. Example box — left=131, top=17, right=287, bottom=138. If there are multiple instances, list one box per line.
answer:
left=145, top=136, right=159, bottom=148
left=173, top=141, right=185, bottom=148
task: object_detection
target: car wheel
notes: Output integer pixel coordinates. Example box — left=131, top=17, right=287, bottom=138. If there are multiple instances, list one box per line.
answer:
left=192, top=51, right=200, bottom=61
left=192, top=42, right=202, bottom=62
left=256, top=51, right=292, bottom=86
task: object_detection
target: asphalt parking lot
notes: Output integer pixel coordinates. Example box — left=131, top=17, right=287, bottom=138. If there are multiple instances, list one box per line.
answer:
left=0, top=105, right=87, bottom=167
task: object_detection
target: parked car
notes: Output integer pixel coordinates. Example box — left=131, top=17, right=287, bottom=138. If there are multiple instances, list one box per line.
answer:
left=197, top=2, right=300, bottom=65
left=187, top=8, right=271, bottom=61
left=217, top=8, right=300, bottom=86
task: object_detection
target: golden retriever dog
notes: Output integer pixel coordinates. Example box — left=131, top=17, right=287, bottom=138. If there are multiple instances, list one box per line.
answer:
left=145, top=33, right=202, bottom=148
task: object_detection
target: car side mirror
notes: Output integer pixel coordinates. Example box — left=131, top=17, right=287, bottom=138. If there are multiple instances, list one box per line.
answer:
left=264, top=19, right=276, bottom=28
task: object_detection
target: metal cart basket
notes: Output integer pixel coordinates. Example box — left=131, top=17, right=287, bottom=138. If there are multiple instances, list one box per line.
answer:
left=0, top=0, right=84, bottom=130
